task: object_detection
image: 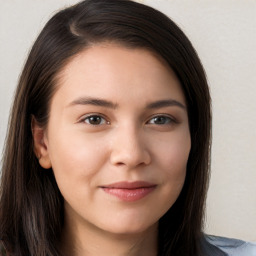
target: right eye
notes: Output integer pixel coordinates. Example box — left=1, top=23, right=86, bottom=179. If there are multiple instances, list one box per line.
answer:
left=81, top=115, right=109, bottom=125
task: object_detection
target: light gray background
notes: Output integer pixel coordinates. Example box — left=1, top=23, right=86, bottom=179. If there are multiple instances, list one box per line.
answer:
left=0, top=0, right=255, bottom=241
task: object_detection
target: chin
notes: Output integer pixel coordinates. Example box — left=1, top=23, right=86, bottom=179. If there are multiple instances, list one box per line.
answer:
left=98, top=216, right=158, bottom=236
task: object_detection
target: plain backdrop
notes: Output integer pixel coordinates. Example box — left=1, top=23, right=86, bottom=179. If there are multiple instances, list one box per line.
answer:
left=0, top=0, right=255, bottom=242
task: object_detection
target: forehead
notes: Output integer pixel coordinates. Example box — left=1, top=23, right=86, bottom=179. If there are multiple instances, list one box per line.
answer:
left=53, top=43, right=185, bottom=107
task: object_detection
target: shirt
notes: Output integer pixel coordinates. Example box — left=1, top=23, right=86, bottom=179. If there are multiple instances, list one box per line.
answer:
left=1, top=235, right=256, bottom=255
left=206, top=234, right=256, bottom=256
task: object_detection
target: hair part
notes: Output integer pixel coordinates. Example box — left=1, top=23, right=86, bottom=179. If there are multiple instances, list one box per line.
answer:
left=0, top=1, right=213, bottom=255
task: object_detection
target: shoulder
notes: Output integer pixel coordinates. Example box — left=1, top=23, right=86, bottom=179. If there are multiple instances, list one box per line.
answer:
left=205, top=234, right=256, bottom=256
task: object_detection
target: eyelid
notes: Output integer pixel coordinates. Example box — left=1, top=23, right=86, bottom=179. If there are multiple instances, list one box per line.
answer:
left=146, top=114, right=178, bottom=125
left=76, top=113, right=179, bottom=126
left=78, top=113, right=110, bottom=125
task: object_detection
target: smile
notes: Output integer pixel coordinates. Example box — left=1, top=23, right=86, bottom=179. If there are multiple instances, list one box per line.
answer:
left=101, top=181, right=157, bottom=202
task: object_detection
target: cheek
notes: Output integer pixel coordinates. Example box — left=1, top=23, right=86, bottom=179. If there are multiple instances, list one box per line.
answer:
left=47, top=129, right=109, bottom=183
left=154, top=132, right=190, bottom=191
left=47, top=130, right=111, bottom=208
left=156, top=131, right=190, bottom=170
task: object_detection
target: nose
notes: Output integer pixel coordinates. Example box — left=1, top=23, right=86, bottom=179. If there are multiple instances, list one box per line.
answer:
left=110, top=126, right=151, bottom=168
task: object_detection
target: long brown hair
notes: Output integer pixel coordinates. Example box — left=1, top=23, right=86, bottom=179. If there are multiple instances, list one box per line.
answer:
left=0, top=0, right=214, bottom=255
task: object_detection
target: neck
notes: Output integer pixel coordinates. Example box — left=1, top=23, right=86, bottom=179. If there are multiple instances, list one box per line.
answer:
left=60, top=215, right=158, bottom=256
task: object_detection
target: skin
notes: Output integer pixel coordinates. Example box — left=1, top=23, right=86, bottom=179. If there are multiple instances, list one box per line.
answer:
left=33, top=44, right=191, bottom=256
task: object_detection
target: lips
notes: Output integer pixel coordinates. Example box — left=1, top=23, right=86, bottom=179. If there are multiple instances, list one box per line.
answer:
left=101, top=181, right=157, bottom=202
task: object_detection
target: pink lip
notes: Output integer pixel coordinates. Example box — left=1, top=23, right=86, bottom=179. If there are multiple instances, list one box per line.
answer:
left=101, top=181, right=157, bottom=202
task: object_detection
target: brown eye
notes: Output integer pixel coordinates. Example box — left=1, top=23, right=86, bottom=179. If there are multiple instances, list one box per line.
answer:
left=83, top=115, right=108, bottom=125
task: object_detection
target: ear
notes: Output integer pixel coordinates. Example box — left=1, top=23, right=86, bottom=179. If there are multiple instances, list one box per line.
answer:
left=31, top=116, right=52, bottom=169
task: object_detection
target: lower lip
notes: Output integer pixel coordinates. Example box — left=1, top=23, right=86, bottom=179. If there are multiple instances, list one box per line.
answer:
left=102, top=187, right=156, bottom=202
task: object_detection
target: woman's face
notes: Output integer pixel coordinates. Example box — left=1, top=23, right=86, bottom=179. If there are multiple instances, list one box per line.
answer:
left=35, top=44, right=191, bottom=235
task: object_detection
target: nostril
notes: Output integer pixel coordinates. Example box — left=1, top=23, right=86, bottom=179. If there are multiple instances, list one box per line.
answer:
left=109, top=131, right=151, bottom=168
left=115, top=161, right=126, bottom=166
left=110, top=149, right=151, bottom=168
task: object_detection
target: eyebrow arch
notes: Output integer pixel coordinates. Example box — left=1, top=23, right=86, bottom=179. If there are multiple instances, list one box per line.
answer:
left=67, top=97, right=185, bottom=110
left=146, top=99, right=186, bottom=110
left=67, top=97, right=118, bottom=109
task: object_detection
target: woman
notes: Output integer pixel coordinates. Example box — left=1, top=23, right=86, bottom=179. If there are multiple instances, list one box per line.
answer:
left=0, top=0, right=255, bottom=255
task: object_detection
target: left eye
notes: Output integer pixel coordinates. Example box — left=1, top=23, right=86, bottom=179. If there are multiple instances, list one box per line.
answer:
left=83, top=115, right=108, bottom=125
left=147, top=115, right=174, bottom=125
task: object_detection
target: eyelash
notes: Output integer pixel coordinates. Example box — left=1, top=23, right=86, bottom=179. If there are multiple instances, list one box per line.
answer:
left=80, top=114, right=110, bottom=125
left=146, top=115, right=177, bottom=125
left=79, top=114, right=177, bottom=126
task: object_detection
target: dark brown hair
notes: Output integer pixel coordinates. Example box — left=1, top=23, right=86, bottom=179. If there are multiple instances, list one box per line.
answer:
left=0, top=0, right=214, bottom=255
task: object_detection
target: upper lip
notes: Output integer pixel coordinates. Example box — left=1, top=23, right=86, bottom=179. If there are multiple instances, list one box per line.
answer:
left=101, top=181, right=157, bottom=189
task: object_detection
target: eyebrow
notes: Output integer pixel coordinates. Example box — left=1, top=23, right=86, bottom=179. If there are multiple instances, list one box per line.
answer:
left=146, top=99, right=186, bottom=110
left=68, top=97, right=118, bottom=109
left=67, top=97, right=186, bottom=110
